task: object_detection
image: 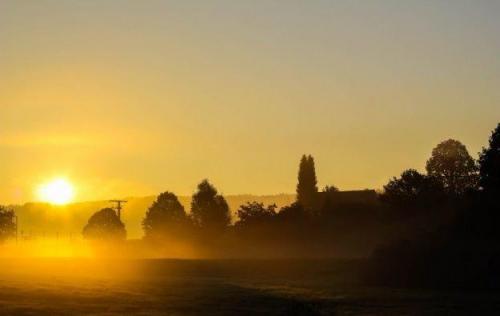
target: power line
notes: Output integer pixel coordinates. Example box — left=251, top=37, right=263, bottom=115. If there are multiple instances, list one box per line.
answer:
left=109, top=200, right=127, bottom=220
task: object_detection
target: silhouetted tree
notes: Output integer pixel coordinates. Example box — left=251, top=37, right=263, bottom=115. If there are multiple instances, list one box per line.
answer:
left=191, top=180, right=231, bottom=230
left=381, top=169, right=444, bottom=208
left=0, top=207, right=16, bottom=243
left=323, top=185, right=339, bottom=193
left=278, top=202, right=308, bottom=222
left=235, top=202, right=277, bottom=227
left=426, top=139, right=478, bottom=196
left=297, top=155, right=318, bottom=209
left=275, top=202, right=312, bottom=248
left=82, top=208, right=126, bottom=240
left=479, top=123, right=500, bottom=193
left=143, top=191, right=189, bottom=239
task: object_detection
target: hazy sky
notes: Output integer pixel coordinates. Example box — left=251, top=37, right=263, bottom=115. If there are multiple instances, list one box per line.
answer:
left=1, top=0, right=499, bottom=204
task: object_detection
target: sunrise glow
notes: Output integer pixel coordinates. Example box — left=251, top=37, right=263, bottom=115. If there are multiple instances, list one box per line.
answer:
left=36, top=178, right=75, bottom=205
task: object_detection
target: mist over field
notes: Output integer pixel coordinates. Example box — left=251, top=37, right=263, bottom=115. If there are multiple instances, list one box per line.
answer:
left=11, top=194, right=295, bottom=240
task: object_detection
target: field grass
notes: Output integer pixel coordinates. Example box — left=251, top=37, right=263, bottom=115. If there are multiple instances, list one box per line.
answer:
left=0, top=259, right=499, bottom=315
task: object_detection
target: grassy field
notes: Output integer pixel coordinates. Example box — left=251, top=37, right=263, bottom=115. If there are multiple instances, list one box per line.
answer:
left=0, top=259, right=499, bottom=315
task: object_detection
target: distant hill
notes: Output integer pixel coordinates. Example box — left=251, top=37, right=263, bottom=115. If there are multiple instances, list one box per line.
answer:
left=12, top=194, right=295, bottom=239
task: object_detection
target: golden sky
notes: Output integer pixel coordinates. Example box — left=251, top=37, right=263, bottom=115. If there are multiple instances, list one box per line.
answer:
left=1, top=1, right=499, bottom=204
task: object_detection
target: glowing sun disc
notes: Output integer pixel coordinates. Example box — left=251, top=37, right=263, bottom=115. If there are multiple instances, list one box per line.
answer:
left=37, top=178, right=75, bottom=205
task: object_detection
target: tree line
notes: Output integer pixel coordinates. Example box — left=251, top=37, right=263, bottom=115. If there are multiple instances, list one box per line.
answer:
left=75, top=123, right=500, bottom=259
left=1, top=123, right=499, bottom=271
left=80, top=156, right=324, bottom=244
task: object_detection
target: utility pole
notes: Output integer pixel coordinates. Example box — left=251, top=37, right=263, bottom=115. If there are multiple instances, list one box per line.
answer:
left=109, top=200, right=127, bottom=220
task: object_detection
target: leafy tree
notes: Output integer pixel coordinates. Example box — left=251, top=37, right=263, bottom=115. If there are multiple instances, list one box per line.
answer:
left=479, top=123, right=500, bottom=193
left=235, top=202, right=277, bottom=227
left=143, top=191, right=189, bottom=239
left=82, top=208, right=126, bottom=240
left=277, top=202, right=308, bottom=222
left=0, top=207, right=16, bottom=243
left=425, top=139, right=478, bottom=196
left=191, top=180, right=231, bottom=230
left=296, top=154, right=318, bottom=209
left=381, top=169, right=444, bottom=208
left=323, top=185, right=339, bottom=193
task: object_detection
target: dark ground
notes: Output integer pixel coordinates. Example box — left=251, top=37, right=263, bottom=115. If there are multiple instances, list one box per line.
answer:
left=0, top=259, right=499, bottom=315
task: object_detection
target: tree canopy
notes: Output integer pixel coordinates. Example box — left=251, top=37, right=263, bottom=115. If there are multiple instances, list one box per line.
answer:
left=479, top=123, right=500, bottom=193
left=277, top=202, right=307, bottom=222
left=381, top=169, right=444, bottom=208
left=235, top=202, right=277, bottom=227
left=323, top=185, right=339, bottom=194
left=82, top=208, right=126, bottom=241
left=143, top=191, right=189, bottom=239
left=191, top=180, right=231, bottom=230
left=425, top=139, right=478, bottom=196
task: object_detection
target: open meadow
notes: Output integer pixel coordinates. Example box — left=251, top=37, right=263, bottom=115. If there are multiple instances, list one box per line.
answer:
left=1, top=259, right=499, bottom=316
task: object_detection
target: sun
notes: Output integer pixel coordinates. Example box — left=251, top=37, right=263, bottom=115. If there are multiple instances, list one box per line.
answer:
left=37, top=178, right=75, bottom=205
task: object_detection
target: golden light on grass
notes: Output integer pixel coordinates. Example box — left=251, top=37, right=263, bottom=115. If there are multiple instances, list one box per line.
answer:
left=36, top=178, right=75, bottom=205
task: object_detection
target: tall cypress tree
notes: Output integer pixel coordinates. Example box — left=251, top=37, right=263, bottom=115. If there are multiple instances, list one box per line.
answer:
left=297, top=155, right=308, bottom=206
left=296, top=154, right=318, bottom=209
